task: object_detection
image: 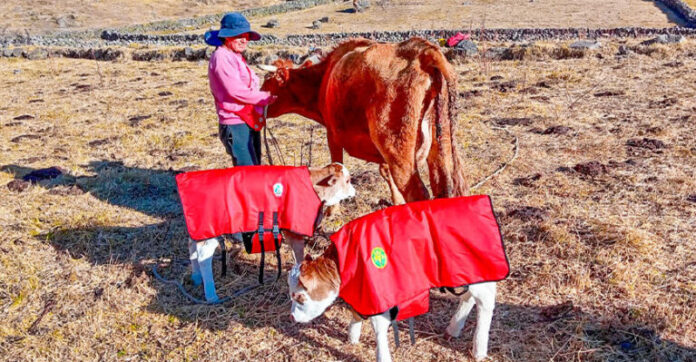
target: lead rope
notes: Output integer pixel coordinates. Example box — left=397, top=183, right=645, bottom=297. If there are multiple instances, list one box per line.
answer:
left=262, top=105, right=286, bottom=166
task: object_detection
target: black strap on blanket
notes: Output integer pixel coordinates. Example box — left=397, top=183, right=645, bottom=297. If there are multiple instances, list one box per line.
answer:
left=255, top=211, right=283, bottom=285
left=389, top=307, right=416, bottom=348
left=258, top=212, right=266, bottom=284
left=272, top=212, right=282, bottom=282
left=219, top=236, right=227, bottom=278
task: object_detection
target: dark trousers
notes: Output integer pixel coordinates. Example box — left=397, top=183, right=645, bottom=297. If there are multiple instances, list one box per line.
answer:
left=219, top=123, right=261, bottom=166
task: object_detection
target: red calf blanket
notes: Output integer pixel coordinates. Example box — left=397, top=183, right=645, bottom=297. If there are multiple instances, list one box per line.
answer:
left=331, top=195, right=509, bottom=320
left=176, top=166, right=322, bottom=242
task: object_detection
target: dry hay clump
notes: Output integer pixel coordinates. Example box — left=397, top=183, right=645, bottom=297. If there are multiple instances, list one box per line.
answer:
left=1, top=37, right=695, bottom=360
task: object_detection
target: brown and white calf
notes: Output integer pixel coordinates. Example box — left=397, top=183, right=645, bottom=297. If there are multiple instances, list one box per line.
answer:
left=189, top=163, right=356, bottom=303
left=287, top=245, right=497, bottom=362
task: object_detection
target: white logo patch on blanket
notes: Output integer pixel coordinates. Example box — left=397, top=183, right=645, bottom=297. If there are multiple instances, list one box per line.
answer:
left=273, top=183, right=284, bottom=197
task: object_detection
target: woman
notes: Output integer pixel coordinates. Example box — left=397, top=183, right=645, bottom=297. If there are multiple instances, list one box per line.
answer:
left=205, top=12, right=276, bottom=166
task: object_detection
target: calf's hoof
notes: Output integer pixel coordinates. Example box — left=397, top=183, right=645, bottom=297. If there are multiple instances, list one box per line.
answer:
left=445, top=325, right=461, bottom=338
left=191, top=272, right=203, bottom=286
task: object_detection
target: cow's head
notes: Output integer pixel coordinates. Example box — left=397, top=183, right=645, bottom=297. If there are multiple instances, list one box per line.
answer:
left=308, top=162, right=356, bottom=206
left=259, top=57, right=323, bottom=118
left=288, top=251, right=340, bottom=323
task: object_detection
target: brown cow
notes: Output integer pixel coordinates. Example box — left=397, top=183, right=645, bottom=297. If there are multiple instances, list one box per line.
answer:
left=261, top=37, right=467, bottom=204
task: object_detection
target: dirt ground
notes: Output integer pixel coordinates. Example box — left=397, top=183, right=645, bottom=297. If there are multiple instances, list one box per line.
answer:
left=1, top=37, right=694, bottom=360
left=0, top=0, right=283, bottom=34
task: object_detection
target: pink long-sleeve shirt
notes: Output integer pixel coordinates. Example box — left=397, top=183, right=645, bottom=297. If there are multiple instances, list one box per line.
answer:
left=208, top=46, right=273, bottom=125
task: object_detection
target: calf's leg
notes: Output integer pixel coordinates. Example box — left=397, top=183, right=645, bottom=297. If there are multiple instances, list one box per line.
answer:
left=188, top=237, right=203, bottom=286
left=195, top=237, right=220, bottom=302
left=349, top=309, right=363, bottom=344
left=370, top=312, right=393, bottom=362
left=470, top=283, right=496, bottom=361
left=445, top=290, right=476, bottom=338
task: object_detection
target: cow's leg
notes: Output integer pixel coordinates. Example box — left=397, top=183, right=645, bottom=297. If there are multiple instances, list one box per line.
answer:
left=470, top=282, right=496, bottom=361
left=426, top=129, right=451, bottom=199
left=379, top=163, right=405, bottom=205
left=349, top=308, right=363, bottom=344
left=370, top=312, right=393, bottom=362
left=196, top=237, right=220, bottom=302
left=188, top=237, right=203, bottom=286
left=388, top=160, right=429, bottom=203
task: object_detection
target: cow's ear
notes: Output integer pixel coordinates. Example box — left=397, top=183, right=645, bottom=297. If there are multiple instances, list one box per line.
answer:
left=280, top=68, right=290, bottom=82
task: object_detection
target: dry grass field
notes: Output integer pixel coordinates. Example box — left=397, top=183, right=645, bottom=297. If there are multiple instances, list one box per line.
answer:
left=180, top=0, right=684, bottom=37
left=1, top=37, right=695, bottom=360
left=0, top=0, right=283, bottom=34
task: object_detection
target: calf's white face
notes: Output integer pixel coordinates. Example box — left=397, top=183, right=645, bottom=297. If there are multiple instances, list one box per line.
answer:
left=310, top=163, right=356, bottom=206
left=288, top=260, right=339, bottom=323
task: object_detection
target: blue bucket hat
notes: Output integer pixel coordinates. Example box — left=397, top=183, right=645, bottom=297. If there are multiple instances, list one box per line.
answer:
left=204, top=12, right=261, bottom=46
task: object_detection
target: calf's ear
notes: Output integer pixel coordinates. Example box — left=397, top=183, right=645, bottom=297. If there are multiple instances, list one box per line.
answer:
left=317, top=175, right=337, bottom=187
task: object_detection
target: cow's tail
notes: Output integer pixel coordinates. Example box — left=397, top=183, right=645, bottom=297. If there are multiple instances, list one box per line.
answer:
left=422, top=47, right=468, bottom=198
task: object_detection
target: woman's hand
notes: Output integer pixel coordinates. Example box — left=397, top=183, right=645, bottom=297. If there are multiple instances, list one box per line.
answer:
left=259, top=95, right=278, bottom=106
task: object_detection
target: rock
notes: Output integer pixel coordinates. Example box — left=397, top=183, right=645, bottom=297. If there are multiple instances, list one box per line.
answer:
left=570, top=40, right=601, bottom=50
left=311, top=20, right=322, bottom=29
left=10, top=48, right=24, bottom=57
left=641, top=34, right=685, bottom=46
left=507, top=206, right=547, bottom=221
left=47, top=185, right=85, bottom=196
left=25, top=48, right=48, bottom=60
left=484, top=47, right=508, bottom=60
left=11, top=134, right=41, bottom=143
left=541, top=125, right=571, bottom=135
left=687, top=195, right=696, bottom=203
left=512, top=173, right=542, bottom=187
left=492, top=117, right=533, bottom=126
left=7, top=180, right=30, bottom=193
left=22, top=167, right=64, bottom=183
left=626, top=138, right=666, bottom=150
left=573, top=161, right=607, bottom=177
left=594, top=90, right=625, bottom=97
left=318, top=16, right=329, bottom=23
left=354, top=0, right=371, bottom=12
left=128, top=115, right=152, bottom=126
left=265, top=19, right=279, bottom=28
left=132, top=50, right=166, bottom=62
left=616, top=45, right=630, bottom=56
left=55, top=14, right=77, bottom=28
left=454, top=40, right=478, bottom=56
